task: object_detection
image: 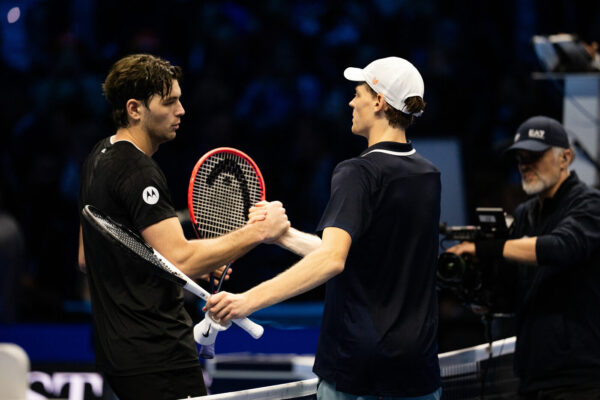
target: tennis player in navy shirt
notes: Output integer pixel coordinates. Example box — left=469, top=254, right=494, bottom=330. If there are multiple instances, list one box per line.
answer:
left=206, top=57, right=442, bottom=400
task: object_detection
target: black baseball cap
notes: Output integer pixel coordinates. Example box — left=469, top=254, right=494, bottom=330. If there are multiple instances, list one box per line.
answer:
left=506, top=116, right=570, bottom=153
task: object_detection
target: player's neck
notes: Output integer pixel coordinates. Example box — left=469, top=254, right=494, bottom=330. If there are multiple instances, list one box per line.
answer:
left=114, top=126, right=158, bottom=156
left=366, top=122, right=407, bottom=147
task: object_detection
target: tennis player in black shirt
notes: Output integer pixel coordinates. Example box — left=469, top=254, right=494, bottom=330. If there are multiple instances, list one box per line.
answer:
left=206, top=57, right=442, bottom=399
left=78, top=54, right=289, bottom=400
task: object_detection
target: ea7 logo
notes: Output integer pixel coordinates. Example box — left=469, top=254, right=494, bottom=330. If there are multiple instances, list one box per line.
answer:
left=143, top=186, right=159, bottom=205
left=528, top=129, right=545, bottom=139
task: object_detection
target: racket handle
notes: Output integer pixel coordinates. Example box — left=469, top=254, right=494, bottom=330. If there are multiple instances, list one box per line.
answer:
left=184, top=281, right=263, bottom=338
left=182, top=281, right=210, bottom=301
left=152, top=250, right=264, bottom=339
left=232, top=317, right=264, bottom=339
left=183, top=282, right=262, bottom=338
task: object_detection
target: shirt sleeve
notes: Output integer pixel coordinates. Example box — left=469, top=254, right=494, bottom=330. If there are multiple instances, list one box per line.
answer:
left=316, top=159, right=375, bottom=241
left=115, top=162, right=177, bottom=231
left=536, top=191, right=600, bottom=268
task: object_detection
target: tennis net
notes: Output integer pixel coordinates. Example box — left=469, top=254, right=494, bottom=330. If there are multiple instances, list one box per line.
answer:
left=190, top=336, right=517, bottom=400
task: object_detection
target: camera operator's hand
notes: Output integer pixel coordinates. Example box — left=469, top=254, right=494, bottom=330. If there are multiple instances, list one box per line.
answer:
left=446, top=241, right=476, bottom=257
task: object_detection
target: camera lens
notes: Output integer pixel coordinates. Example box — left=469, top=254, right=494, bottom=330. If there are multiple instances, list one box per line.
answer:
left=437, top=252, right=466, bottom=282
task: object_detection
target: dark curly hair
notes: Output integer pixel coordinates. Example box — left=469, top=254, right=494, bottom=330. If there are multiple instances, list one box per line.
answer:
left=102, top=54, right=182, bottom=128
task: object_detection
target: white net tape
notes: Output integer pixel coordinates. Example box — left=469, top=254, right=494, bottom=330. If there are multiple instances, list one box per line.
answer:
left=199, top=378, right=317, bottom=400
left=187, top=337, right=517, bottom=400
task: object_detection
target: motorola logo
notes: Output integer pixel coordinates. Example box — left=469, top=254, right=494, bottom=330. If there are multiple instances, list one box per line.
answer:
left=142, top=186, right=159, bottom=205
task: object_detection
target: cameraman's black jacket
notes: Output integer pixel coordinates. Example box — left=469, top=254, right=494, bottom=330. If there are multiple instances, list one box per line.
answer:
left=511, top=172, right=600, bottom=393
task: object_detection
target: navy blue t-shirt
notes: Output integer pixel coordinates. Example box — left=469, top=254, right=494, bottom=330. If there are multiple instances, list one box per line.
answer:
left=313, top=141, right=441, bottom=397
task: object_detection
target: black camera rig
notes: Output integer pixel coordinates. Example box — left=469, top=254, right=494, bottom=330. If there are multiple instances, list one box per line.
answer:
left=437, top=207, right=515, bottom=312
left=440, top=207, right=509, bottom=242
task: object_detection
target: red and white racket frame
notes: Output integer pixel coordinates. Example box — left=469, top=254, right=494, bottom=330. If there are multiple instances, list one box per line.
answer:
left=187, top=147, right=266, bottom=238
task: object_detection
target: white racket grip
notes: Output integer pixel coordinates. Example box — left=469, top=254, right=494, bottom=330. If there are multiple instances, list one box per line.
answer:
left=184, top=282, right=263, bottom=338
left=231, top=317, right=264, bottom=339
left=184, top=283, right=263, bottom=338
left=152, top=250, right=264, bottom=339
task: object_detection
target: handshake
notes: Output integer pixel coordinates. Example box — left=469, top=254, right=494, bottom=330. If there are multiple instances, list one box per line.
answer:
left=247, top=200, right=291, bottom=244
left=192, top=200, right=291, bottom=358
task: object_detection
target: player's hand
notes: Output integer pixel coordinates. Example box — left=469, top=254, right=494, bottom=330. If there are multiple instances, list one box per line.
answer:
left=253, top=201, right=290, bottom=243
left=204, top=291, right=251, bottom=324
left=198, top=265, right=232, bottom=284
left=212, top=264, right=232, bottom=280
left=248, top=202, right=268, bottom=223
left=446, top=241, right=476, bottom=257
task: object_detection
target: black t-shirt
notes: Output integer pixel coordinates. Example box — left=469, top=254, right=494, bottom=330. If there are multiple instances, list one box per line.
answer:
left=313, top=141, right=441, bottom=397
left=78, top=137, right=198, bottom=376
left=510, top=172, right=600, bottom=393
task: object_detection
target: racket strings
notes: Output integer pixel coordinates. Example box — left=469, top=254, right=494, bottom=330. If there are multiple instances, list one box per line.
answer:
left=192, top=152, right=263, bottom=238
left=86, top=207, right=179, bottom=278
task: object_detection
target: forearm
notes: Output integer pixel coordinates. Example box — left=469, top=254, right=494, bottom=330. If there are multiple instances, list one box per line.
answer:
left=144, top=218, right=264, bottom=278
left=205, top=227, right=351, bottom=322
left=181, top=225, right=263, bottom=277
left=244, top=246, right=344, bottom=313
left=144, top=202, right=289, bottom=278
left=503, top=237, right=538, bottom=265
left=275, top=227, right=321, bottom=256
left=449, top=237, right=538, bottom=266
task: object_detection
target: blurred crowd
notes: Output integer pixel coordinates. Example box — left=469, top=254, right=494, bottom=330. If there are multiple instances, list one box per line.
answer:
left=0, top=0, right=599, bottom=350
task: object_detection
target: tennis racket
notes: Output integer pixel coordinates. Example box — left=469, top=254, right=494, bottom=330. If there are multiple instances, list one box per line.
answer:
left=188, top=147, right=266, bottom=358
left=81, top=204, right=264, bottom=340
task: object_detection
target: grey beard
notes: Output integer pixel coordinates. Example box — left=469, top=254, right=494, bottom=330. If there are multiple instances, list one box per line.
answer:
left=521, top=173, right=559, bottom=196
left=522, top=179, right=547, bottom=195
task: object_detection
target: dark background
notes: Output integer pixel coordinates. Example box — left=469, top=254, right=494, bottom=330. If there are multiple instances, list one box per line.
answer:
left=1, top=0, right=599, bottom=352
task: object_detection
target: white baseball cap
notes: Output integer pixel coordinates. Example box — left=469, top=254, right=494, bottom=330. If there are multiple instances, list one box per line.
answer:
left=344, top=57, right=424, bottom=115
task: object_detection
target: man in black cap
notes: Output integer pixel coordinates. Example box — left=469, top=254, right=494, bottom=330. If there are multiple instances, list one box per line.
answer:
left=449, top=116, right=600, bottom=399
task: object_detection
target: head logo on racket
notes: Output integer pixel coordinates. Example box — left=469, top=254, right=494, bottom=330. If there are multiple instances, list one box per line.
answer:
left=205, top=158, right=252, bottom=227
left=188, top=148, right=265, bottom=239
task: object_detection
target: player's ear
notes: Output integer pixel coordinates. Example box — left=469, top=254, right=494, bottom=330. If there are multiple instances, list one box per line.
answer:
left=126, top=99, right=143, bottom=122
left=374, top=93, right=386, bottom=112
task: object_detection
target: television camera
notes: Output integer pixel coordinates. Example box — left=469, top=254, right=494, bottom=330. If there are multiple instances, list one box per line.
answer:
left=437, top=207, right=516, bottom=312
